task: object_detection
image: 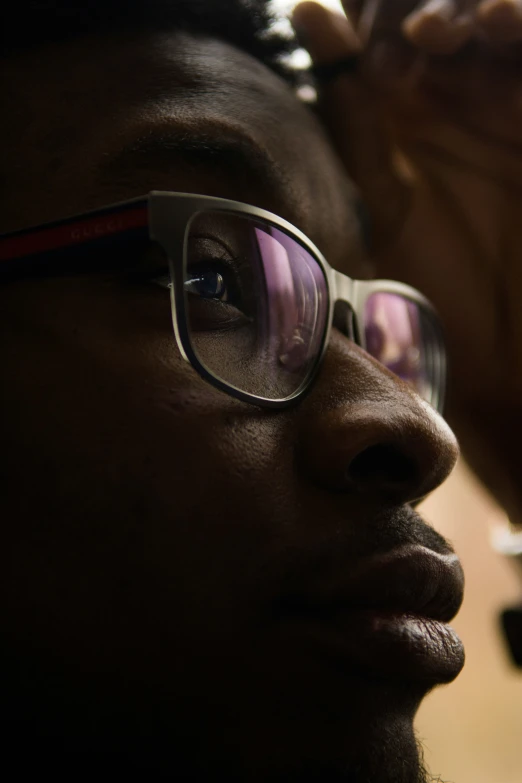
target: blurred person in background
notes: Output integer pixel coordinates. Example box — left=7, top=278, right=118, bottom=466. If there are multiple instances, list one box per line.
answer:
left=0, top=0, right=519, bottom=781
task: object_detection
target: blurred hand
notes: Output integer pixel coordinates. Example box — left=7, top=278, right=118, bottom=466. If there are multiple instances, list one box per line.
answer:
left=292, top=0, right=522, bottom=522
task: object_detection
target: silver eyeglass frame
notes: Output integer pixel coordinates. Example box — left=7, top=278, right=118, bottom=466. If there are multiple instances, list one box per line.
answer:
left=148, top=191, right=446, bottom=412
left=0, top=189, right=446, bottom=412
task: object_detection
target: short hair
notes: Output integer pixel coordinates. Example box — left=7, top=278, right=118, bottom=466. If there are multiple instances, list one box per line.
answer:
left=1, top=0, right=299, bottom=82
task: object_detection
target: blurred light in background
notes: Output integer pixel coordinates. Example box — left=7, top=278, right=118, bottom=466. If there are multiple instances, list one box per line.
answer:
left=270, top=0, right=345, bottom=68
left=271, top=0, right=344, bottom=13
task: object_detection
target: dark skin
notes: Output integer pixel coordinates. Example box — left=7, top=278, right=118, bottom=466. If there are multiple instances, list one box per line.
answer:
left=0, top=29, right=461, bottom=782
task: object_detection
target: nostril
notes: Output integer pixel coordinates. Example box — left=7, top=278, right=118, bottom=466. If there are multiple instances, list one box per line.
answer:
left=347, top=444, right=418, bottom=490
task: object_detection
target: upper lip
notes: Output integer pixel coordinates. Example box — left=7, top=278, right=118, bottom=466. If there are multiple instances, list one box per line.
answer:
left=276, top=545, right=464, bottom=624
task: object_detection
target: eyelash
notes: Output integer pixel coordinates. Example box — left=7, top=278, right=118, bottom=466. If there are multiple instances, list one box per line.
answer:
left=101, top=238, right=254, bottom=315
left=139, top=253, right=252, bottom=291
left=149, top=272, right=171, bottom=290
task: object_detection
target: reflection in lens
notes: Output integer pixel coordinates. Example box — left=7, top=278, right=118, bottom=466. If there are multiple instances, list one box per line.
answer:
left=183, top=211, right=328, bottom=401
left=364, top=292, right=440, bottom=407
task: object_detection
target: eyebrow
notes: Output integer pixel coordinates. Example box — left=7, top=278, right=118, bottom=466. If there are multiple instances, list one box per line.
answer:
left=97, top=129, right=285, bottom=194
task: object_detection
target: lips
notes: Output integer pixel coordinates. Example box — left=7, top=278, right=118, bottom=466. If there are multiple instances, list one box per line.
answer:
left=275, top=544, right=465, bottom=683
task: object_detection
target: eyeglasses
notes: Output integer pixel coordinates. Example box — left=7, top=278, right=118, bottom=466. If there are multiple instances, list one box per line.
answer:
left=0, top=191, right=446, bottom=411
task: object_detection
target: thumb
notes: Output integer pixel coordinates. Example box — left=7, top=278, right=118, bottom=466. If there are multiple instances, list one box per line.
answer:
left=292, top=1, right=413, bottom=246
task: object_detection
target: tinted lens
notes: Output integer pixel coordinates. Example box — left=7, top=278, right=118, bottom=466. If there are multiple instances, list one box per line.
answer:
left=183, top=211, right=329, bottom=401
left=363, top=292, right=443, bottom=408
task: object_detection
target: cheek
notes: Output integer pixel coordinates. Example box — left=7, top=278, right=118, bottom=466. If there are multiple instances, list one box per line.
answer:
left=0, top=279, right=300, bottom=679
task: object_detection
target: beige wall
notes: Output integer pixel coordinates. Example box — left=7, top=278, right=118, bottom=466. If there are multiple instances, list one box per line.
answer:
left=416, top=462, right=522, bottom=783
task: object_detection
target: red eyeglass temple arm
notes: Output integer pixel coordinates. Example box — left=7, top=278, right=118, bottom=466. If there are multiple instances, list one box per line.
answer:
left=0, top=202, right=149, bottom=263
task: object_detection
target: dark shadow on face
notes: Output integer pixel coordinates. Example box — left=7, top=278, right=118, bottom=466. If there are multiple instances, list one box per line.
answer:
left=0, top=29, right=462, bottom=783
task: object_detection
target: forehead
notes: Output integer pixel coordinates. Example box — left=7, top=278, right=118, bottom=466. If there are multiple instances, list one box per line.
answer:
left=0, top=30, right=368, bottom=276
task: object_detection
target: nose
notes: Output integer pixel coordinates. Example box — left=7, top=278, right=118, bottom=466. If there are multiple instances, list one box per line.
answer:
left=297, top=336, right=459, bottom=505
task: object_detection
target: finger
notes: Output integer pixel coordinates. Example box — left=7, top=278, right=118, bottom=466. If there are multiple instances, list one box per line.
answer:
left=477, top=0, right=522, bottom=42
left=348, top=0, right=385, bottom=44
left=340, top=0, right=365, bottom=28
left=291, top=2, right=412, bottom=244
left=402, top=0, right=477, bottom=53
left=342, top=0, right=420, bottom=44
left=292, top=1, right=362, bottom=62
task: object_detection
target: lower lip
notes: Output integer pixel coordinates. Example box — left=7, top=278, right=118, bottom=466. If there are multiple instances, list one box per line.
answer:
left=287, top=609, right=465, bottom=683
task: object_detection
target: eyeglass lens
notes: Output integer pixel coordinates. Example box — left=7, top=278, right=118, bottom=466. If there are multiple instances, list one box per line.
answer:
left=180, top=210, right=441, bottom=406
left=182, top=211, right=329, bottom=400
left=363, top=292, right=440, bottom=407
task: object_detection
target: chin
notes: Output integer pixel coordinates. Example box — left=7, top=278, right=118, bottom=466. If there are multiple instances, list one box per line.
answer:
left=1, top=627, right=439, bottom=783
left=247, top=709, right=429, bottom=783
left=1, top=666, right=432, bottom=783
left=159, top=666, right=434, bottom=783
left=171, top=715, right=430, bottom=783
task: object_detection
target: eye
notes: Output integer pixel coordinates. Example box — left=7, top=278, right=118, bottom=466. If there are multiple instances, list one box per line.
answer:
left=126, top=235, right=256, bottom=331
left=183, top=257, right=256, bottom=333
left=148, top=267, right=233, bottom=303
left=184, top=263, right=233, bottom=302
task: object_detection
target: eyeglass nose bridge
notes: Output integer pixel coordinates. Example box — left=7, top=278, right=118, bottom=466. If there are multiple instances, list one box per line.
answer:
left=330, top=268, right=356, bottom=304
left=329, top=269, right=360, bottom=342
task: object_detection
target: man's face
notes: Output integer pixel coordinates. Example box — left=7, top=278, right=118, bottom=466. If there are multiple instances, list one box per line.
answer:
left=0, top=30, right=462, bottom=782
